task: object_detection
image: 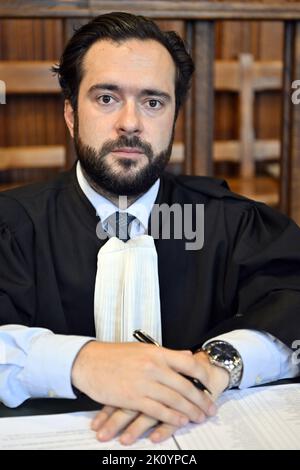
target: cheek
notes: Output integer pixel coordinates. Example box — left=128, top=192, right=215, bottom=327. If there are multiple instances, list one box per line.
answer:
left=78, top=109, right=109, bottom=146
left=150, top=116, right=174, bottom=150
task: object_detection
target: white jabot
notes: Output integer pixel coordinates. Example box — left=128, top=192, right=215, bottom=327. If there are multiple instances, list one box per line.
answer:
left=94, top=235, right=162, bottom=343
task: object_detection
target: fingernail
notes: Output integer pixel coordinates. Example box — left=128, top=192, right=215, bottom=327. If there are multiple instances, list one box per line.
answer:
left=97, top=429, right=108, bottom=440
left=120, top=433, right=132, bottom=445
left=151, top=432, right=161, bottom=442
left=208, top=404, right=217, bottom=416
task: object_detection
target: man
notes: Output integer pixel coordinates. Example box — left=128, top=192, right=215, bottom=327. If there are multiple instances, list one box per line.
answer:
left=0, top=12, right=299, bottom=446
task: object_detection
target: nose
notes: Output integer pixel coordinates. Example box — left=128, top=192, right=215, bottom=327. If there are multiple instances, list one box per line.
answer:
left=115, top=100, right=143, bottom=136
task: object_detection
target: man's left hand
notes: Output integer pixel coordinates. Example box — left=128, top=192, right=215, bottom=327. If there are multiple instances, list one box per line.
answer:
left=91, top=405, right=178, bottom=445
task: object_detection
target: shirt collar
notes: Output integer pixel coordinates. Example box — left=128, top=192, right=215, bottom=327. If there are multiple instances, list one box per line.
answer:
left=76, top=161, right=160, bottom=231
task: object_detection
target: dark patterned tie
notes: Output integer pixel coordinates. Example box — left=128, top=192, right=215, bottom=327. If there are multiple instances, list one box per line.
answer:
left=108, top=212, right=136, bottom=242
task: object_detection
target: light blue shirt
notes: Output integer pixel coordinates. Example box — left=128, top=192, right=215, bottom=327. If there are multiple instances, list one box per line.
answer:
left=0, top=162, right=298, bottom=407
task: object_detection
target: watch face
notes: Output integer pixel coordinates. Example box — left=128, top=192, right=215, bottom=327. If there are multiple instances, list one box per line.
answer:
left=210, top=343, right=233, bottom=363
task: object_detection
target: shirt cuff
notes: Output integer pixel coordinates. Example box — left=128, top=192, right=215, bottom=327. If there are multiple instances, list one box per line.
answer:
left=20, top=332, right=94, bottom=399
left=203, top=329, right=283, bottom=388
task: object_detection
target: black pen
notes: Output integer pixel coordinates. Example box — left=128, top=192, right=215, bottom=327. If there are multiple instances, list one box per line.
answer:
left=133, top=329, right=211, bottom=395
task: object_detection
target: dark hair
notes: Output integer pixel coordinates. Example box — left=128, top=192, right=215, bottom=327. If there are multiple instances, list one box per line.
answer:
left=52, top=11, right=194, bottom=119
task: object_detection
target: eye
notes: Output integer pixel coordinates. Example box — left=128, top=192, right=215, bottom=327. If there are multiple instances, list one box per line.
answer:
left=146, top=99, right=163, bottom=109
left=97, top=95, right=115, bottom=105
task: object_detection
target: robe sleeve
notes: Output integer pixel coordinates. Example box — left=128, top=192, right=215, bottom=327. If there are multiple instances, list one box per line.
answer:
left=198, top=201, right=300, bottom=350
left=0, top=196, right=36, bottom=326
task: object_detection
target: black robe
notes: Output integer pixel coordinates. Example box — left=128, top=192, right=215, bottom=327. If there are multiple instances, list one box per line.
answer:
left=0, top=165, right=300, bottom=351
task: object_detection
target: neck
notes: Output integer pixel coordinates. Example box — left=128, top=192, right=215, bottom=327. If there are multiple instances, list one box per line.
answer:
left=81, top=167, right=142, bottom=208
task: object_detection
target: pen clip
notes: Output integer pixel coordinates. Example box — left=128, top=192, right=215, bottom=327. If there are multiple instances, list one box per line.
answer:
left=133, top=329, right=161, bottom=347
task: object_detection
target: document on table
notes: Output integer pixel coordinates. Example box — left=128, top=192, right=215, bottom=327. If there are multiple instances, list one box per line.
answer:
left=0, top=410, right=177, bottom=450
left=0, top=384, right=299, bottom=450
left=175, top=383, right=300, bottom=450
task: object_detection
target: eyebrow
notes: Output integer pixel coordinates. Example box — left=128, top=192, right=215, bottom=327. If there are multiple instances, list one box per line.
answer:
left=88, top=83, right=172, bottom=102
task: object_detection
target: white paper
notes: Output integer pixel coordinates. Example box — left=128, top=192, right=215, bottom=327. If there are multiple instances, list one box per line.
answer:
left=0, top=410, right=177, bottom=450
left=175, top=384, right=300, bottom=450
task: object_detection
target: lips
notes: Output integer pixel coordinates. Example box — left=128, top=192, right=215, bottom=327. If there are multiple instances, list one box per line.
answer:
left=111, top=148, right=144, bottom=160
left=113, top=147, right=143, bottom=154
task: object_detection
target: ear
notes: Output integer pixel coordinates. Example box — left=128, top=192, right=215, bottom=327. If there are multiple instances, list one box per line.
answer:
left=64, top=100, right=75, bottom=138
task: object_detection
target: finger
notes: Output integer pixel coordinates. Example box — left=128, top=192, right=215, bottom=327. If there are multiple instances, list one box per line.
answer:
left=119, top=414, right=157, bottom=445
left=96, top=408, right=139, bottom=442
left=149, top=381, right=208, bottom=423
left=151, top=369, right=217, bottom=419
left=138, top=397, right=189, bottom=427
left=150, top=422, right=179, bottom=443
left=91, top=405, right=116, bottom=430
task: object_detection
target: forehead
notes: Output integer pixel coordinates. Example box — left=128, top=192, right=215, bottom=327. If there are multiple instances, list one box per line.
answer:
left=81, top=38, right=176, bottom=92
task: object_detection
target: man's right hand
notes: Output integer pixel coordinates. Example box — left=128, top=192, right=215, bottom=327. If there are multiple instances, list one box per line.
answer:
left=71, top=341, right=216, bottom=426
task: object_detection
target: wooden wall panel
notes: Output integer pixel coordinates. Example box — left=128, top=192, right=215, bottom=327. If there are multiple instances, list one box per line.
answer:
left=0, top=19, right=63, bottom=60
left=0, top=19, right=65, bottom=184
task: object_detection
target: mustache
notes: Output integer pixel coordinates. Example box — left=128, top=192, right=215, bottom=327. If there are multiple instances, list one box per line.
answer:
left=99, top=136, right=154, bottom=160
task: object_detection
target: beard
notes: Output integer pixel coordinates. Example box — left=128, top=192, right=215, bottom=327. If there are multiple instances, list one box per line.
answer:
left=73, top=116, right=175, bottom=197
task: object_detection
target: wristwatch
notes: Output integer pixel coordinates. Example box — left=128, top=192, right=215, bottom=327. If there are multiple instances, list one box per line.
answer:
left=201, top=340, right=243, bottom=390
